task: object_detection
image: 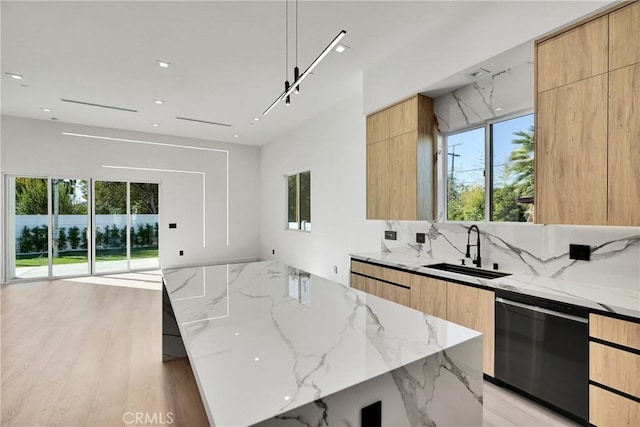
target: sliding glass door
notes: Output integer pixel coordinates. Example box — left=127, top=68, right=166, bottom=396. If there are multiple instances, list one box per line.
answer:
left=51, top=179, right=90, bottom=277
left=94, top=180, right=128, bottom=274
left=6, top=176, right=160, bottom=281
left=130, top=182, right=159, bottom=270
left=10, top=177, right=50, bottom=280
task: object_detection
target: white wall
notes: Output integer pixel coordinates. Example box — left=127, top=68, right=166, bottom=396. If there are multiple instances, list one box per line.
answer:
left=1, top=115, right=261, bottom=277
left=363, top=1, right=613, bottom=113
left=260, top=91, right=379, bottom=285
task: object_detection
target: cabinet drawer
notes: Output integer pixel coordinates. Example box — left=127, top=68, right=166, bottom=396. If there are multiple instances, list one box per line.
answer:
left=371, top=279, right=411, bottom=307
left=350, top=260, right=384, bottom=280
left=382, top=267, right=412, bottom=288
left=590, top=314, right=640, bottom=351
left=590, top=384, right=640, bottom=427
left=590, top=342, right=640, bottom=398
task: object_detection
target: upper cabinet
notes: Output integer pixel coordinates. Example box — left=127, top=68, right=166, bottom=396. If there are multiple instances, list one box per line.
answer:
left=537, top=15, right=608, bottom=92
left=535, top=1, right=640, bottom=226
left=366, top=94, right=437, bottom=220
left=609, top=1, right=640, bottom=71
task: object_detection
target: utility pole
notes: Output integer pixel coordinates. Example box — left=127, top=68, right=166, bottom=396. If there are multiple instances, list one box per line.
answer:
left=448, top=143, right=462, bottom=180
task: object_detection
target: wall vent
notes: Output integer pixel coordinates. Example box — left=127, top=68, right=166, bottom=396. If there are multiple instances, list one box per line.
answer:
left=176, top=116, right=232, bottom=127
left=60, top=98, right=138, bottom=112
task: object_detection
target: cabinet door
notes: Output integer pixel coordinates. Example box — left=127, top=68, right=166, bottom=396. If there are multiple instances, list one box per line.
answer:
left=590, top=385, right=640, bottom=427
left=536, top=74, right=608, bottom=224
left=366, top=140, right=390, bottom=219
left=350, top=274, right=367, bottom=292
left=389, top=96, right=417, bottom=137
left=367, top=109, right=390, bottom=144
left=389, top=132, right=417, bottom=220
left=590, top=342, right=640, bottom=398
left=447, top=283, right=495, bottom=376
left=609, top=1, right=640, bottom=71
left=410, top=275, right=447, bottom=319
left=537, top=15, right=608, bottom=92
left=608, top=63, right=640, bottom=226
left=374, top=279, right=411, bottom=307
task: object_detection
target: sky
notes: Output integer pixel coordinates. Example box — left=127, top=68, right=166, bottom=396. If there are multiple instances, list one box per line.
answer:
left=446, top=113, right=534, bottom=187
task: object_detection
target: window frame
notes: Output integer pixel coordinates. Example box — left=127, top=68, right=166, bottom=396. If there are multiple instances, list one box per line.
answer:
left=443, top=109, right=534, bottom=223
left=285, top=170, right=311, bottom=232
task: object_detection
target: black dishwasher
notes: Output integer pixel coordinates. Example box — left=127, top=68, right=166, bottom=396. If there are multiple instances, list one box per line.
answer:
left=495, top=290, right=589, bottom=423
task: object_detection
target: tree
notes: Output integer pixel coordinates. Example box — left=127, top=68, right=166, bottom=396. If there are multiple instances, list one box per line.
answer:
left=493, top=185, right=525, bottom=222
left=18, top=226, right=33, bottom=253
left=15, top=178, right=84, bottom=214
left=68, top=226, right=81, bottom=249
left=507, top=126, right=535, bottom=198
left=131, top=183, right=159, bottom=214
left=57, top=227, right=68, bottom=250
left=94, top=182, right=126, bottom=214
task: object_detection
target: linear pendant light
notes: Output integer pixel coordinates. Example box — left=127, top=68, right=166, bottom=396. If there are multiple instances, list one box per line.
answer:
left=263, top=29, right=347, bottom=116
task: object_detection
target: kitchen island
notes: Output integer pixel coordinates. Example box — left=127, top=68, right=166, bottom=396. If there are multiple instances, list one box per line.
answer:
left=162, top=260, right=483, bottom=427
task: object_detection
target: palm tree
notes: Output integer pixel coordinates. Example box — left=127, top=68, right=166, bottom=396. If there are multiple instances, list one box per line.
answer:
left=507, top=125, right=534, bottom=198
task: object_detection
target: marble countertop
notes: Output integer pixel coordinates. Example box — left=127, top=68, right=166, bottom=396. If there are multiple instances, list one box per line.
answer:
left=351, top=252, right=640, bottom=320
left=162, top=261, right=481, bottom=427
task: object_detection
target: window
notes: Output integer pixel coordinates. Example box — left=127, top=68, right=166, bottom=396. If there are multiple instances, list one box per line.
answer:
left=287, top=171, right=311, bottom=231
left=446, top=113, right=534, bottom=222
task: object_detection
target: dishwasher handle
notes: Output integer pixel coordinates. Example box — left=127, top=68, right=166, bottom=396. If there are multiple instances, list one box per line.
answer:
left=495, top=297, right=588, bottom=323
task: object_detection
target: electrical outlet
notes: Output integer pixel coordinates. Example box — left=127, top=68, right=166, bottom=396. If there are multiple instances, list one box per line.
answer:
left=333, top=266, right=338, bottom=274
left=179, top=250, right=184, bottom=256
left=569, top=244, right=590, bottom=261
left=384, top=230, right=397, bottom=240
left=169, top=223, right=177, bottom=229
left=416, top=233, right=426, bottom=243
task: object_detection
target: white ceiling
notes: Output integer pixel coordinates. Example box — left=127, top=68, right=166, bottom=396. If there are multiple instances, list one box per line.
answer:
left=0, top=1, right=613, bottom=146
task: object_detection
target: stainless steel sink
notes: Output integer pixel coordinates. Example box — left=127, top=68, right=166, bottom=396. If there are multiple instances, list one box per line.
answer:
left=423, top=263, right=511, bottom=279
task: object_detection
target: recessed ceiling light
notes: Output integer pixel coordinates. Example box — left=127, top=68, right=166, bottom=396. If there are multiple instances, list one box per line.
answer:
left=284, top=396, right=291, bottom=401
left=152, top=123, right=160, bottom=127
left=334, top=44, right=350, bottom=54
left=41, top=107, right=52, bottom=113
left=154, top=99, right=164, bottom=104
left=157, top=60, right=170, bottom=68
left=253, top=117, right=260, bottom=121
left=495, top=107, right=503, bottom=112
left=234, top=134, right=240, bottom=138
left=6, top=73, right=23, bottom=80
left=253, top=357, right=260, bottom=362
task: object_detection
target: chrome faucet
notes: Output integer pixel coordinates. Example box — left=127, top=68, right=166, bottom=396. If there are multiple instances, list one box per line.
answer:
left=466, top=225, right=481, bottom=268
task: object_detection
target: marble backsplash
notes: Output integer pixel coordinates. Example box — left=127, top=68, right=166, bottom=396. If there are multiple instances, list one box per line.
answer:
left=381, top=221, right=640, bottom=291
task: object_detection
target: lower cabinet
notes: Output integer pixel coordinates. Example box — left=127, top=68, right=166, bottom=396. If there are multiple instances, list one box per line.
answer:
left=589, top=313, right=640, bottom=426
left=350, top=259, right=494, bottom=376
left=410, top=274, right=447, bottom=319
left=446, top=283, right=495, bottom=377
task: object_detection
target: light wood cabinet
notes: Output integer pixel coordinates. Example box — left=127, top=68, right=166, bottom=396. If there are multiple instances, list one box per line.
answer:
left=537, top=15, right=608, bottom=92
left=372, top=279, right=411, bottom=307
left=366, top=94, right=436, bottom=220
left=366, top=109, right=389, bottom=144
left=366, top=140, right=390, bottom=219
left=590, top=341, right=640, bottom=398
left=446, top=283, right=495, bottom=376
left=590, top=313, right=640, bottom=350
left=390, top=132, right=418, bottom=220
left=588, top=312, right=640, bottom=427
left=609, top=1, right=640, bottom=71
left=590, top=385, right=640, bottom=427
left=536, top=74, right=608, bottom=225
left=608, top=63, right=640, bottom=226
left=389, top=97, right=418, bottom=137
left=535, top=2, right=640, bottom=226
left=350, top=273, right=366, bottom=293
left=410, top=275, right=447, bottom=319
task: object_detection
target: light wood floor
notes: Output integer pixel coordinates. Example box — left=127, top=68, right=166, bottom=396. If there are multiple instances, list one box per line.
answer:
left=1, top=276, right=579, bottom=427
